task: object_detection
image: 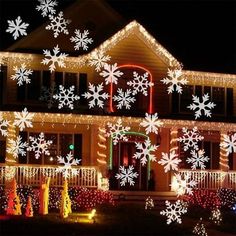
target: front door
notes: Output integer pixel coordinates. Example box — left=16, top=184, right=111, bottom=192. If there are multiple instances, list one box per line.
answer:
left=110, top=135, right=148, bottom=191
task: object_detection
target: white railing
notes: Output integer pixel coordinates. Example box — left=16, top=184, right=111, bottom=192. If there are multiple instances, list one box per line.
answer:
left=177, top=169, right=236, bottom=190
left=0, top=164, right=98, bottom=188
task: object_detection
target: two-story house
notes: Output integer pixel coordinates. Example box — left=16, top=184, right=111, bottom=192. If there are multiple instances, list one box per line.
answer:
left=0, top=0, right=235, bottom=193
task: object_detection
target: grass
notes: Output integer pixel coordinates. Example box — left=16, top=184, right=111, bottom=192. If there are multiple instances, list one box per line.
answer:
left=0, top=202, right=235, bottom=236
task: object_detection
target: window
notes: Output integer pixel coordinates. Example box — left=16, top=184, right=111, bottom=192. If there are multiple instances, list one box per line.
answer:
left=173, top=85, right=232, bottom=117
left=17, top=70, right=51, bottom=102
left=79, top=73, right=87, bottom=105
left=19, top=132, right=82, bottom=165
left=0, top=65, right=7, bottom=106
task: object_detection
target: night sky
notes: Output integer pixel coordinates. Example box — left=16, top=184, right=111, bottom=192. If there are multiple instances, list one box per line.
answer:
left=0, top=0, right=235, bottom=74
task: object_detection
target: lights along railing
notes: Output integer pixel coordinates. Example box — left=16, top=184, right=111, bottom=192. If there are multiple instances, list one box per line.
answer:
left=177, top=169, right=236, bottom=190
left=0, top=164, right=98, bottom=188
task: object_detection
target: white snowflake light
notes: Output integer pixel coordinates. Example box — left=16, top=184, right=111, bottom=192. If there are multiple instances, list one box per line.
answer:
left=209, top=208, right=222, bottom=225
left=161, top=68, right=188, bottom=94
left=160, top=200, right=188, bottom=224
left=46, top=11, right=71, bottom=38
left=6, top=16, right=29, bottom=40
left=28, top=132, right=52, bottom=159
left=177, top=127, right=204, bottom=151
left=0, top=113, right=9, bottom=137
left=140, top=113, right=163, bottom=135
left=99, top=63, right=123, bottom=85
left=193, top=218, right=208, bottom=236
left=133, top=138, right=158, bottom=166
left=36, top=0, right=58, bottom=17
left=172, top=173, right=198, bottom=196
left=70, top=29, right=93, bottom=51
left=145, top=196, right=154, bottom=210
left=82, top=83, right=109, bottom=109
left=115, top=165, right=138, bottom=186
left=186, top=149, right=209, bottom=170
left=158, top=151, right=181, bottom=173
left=53, top=85, right=80, bottom=110
left=13, top=108, right=34, bottom=131
left=56, top=152, right=81, bottom=178
left=220, top=133, right=236, bottom=155
left=127, top=71, right=154, bottom=96
left=106, top=118, right=130, bottom=145
left=113, top=88, right=136, bottom=109
left=41, top=45, right=68, bottom=72
left=188, top=93, right=216, bottom=119
left=6, top=136, right=28, bottom=159
left=11, top=63, right=33, bottom=86
left=88, top=50, right=111, bottom=72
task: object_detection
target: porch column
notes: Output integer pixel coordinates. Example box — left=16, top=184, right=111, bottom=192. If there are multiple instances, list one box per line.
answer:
left=170, top=128, right=178, bottom=155
left=5, top=121, right=17, bottom=164
left=219, top=130, right=229, bottom=171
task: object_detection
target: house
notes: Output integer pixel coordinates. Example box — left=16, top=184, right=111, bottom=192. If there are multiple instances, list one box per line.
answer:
left=0, top=0, right=235, bottom=194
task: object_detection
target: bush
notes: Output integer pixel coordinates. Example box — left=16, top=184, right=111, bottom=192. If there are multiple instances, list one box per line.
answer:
left=217, top=188, right=236, bottom=209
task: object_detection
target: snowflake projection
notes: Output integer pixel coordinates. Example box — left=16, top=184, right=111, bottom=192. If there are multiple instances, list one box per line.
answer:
left=88, top=50, right=111, bottom=72
left=188, top=94, right=216, bottom=119
left=82, top=83, right=109, bottom=109
left=160, top=200, right=188, bottom=224
left=56, top=152, right=81, bottom=178
left=39, top=82, right=57, bottom=109
left=106, top=118, right=130, bottom=145
left=161, top=68, right=188, bottom=94
left=13, top=108, right=34, bottom=131
left=186, top=149, right=209, bottom=170
left=133, top=138, right=158, bottom=166
left=220, top=133, right=236, bottom=155
left=53, top=85, right=80, bottom=109
left=45, top=11, right=71, bottom=38
left=36, top=0, right=58, bottom=17
left=70, top=29, right=93, bottom=51
left=6, top=16, right=29, bottom=40
left=177, top=127, right=204, bottom=151
left=41, top=45, right=68, bottom=72
left=28, top=132, right=52, bottom=159
left=158, top=151, right=181, bottom=173
left=6, top=136, right=28, bottom=159
left=127, top=71, right=154, bottom=96
left=99, top=63, right=123, bottom=85
left=140, top=113, right=163, bottom=135
left=10, top=63, right=33, bottom=86
left=0, top=113, right=9, bottom=137
left=172, top=173, right=198, bottom=196
left=115, top=165, right=138, bottom=186
left=113, top=88, right=136, bottom=109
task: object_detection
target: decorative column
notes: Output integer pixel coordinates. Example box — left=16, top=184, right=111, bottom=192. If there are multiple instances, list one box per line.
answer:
left=219, top=130, right=229, bottom=171
left=169, top=127, right=179, bottom=191
left=5, top=121, right=17, bottom=164
left=97, top=125, right=107, bottom=175
left=219, top=130, right=229, bottom=188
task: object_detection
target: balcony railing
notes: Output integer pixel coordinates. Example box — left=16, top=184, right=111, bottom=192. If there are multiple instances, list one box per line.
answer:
left=177, top=169, right=236, bottom=190
left=0, top=164, right=98, bottom=188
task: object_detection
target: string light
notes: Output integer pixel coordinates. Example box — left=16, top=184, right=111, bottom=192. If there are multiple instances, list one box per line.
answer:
left=217, top=188, right=236, bottom=209
left=145, top=196, right=154, bottom=210
left=193, top=218, right=208, bottom=236
left=209, top=208, right=222, bottom=225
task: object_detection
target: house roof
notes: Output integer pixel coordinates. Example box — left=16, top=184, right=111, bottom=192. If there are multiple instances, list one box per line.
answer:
left=6, top=0, right=125, bottom=54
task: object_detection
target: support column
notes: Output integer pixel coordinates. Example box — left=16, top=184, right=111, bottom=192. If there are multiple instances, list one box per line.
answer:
left=5, top=121, right=17, bottom=164
left=219, top=130, right=229, bottom=188
left=219, top=130, right=229, bottom=171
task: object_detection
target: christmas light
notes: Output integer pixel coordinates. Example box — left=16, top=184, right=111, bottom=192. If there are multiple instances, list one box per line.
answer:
left=193, top=218, right=208, bottom=236
left=209, top=208, right=222, bottom=225
left=145, top=196, right=154, bottom=210
left=217, top=188, right=236, bottom=209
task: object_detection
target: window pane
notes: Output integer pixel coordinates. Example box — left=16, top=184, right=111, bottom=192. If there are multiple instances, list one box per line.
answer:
left=0, top=140, right=6, bottom=163
left=74, top=134, right=82, bottom=165
left=212, top=87, right=225, bottom=115
left=226, top=88, right=233, bottom=116
left=18, top=131, right=28, bottom=164
left=59, top=134, right=73, bottom=156
left=44, top=133, right=57, bottom=165
left=55, top=72, right=63, bottom=89
left=180, top=85, right=194, bottom=112
left=27, top=70, right=41, bottom=100
left=203, top=141, right=211, bottom=169
left=64, top=73, right=78, bottom=90
left=212, top=142, right=220, bottom=169
left=79, top=73, right=87, bottom=105
left=42, top=71, right=51, bottom=87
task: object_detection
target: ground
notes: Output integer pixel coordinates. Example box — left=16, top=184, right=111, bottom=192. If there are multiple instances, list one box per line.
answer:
left=0, top=202, right=235, bottom=236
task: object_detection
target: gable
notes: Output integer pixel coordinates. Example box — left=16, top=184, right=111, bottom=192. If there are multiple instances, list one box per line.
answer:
left=6, top=0, right=125, bottom=54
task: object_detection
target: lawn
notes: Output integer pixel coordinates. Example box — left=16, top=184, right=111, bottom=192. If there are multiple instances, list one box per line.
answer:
left=0, top=202, right=235, bottom=236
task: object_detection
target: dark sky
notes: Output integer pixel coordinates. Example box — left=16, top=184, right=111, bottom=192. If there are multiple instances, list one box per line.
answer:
left=0, top=0, right=235, bottom=74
